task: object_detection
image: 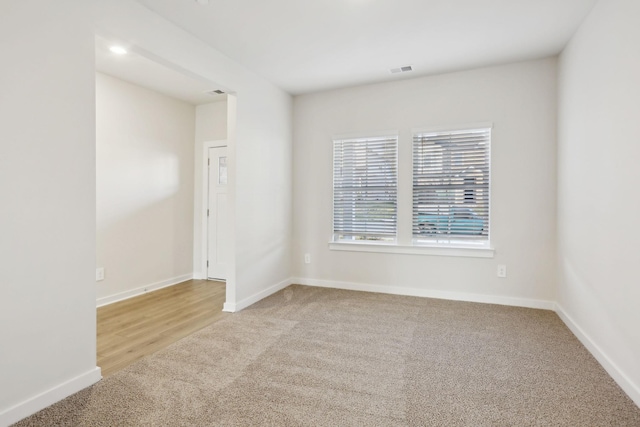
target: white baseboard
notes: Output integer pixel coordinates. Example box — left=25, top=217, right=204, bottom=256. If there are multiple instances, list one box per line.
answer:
left=0, top=367, right=101, bottom=427
left=96, top=273, right=193, bottom=307
left=555, top=304, right=640, bottom=407
left=292, top=277, right=556, bottom=310
left=223, top=277, right=293, bottom=313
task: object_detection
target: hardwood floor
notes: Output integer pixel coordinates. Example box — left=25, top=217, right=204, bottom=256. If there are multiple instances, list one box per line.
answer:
left=97, top=279, right=227, bottom=377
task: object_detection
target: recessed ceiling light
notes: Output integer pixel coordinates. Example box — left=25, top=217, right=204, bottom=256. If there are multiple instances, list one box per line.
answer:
left=109, top=46, right=128, bottom=55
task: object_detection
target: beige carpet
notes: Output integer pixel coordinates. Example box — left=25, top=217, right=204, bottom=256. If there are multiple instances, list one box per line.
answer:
left=15, top=285, right=640, bottom=426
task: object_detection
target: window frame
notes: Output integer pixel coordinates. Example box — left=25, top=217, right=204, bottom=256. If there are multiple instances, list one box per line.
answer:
left=411, top=123, right=492, bottom=249
left=331, top=132, right=399, bottom=244
left=329, top=124, right=494, bottom=258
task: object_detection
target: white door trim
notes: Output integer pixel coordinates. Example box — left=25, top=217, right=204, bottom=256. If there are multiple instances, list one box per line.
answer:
left=200, top=139, right=227, bottom=280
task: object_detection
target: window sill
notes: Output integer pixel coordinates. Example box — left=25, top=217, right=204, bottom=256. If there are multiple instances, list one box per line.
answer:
left=328, top=241, right=495, bottom=258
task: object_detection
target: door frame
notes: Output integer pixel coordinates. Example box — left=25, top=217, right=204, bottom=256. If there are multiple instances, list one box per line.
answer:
left=199, top=139, right=227, bottom=280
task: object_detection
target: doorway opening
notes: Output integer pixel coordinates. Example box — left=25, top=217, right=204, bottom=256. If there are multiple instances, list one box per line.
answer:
left=94, top=34, right=235, bottom=376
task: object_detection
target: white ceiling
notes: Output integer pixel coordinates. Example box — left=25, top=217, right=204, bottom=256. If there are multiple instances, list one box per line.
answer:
left=95, top=36, right=226, bottom=105
left=135, top=0, right=597, bottom=95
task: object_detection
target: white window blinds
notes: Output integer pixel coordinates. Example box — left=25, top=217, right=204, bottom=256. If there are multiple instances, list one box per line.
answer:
left=333, top=135, right=398, bottom=241
left=413, top=127, right=490, bottom=243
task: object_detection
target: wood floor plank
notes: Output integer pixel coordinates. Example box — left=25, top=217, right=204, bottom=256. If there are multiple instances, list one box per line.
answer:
left=116, top=301, right=221, bottom=340
left=160, top=310, right=227, bottom=339
left=100, top=296, right=215, bottom=337
left=97, top=279, right=227, bottom=377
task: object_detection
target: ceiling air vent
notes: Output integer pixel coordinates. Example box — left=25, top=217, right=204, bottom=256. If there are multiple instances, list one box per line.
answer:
left=390, top=65, right=413, bottom=74
left=206, top=90, right=225, bottom=95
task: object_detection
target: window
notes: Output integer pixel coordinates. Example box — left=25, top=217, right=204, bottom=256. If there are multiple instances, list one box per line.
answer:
left=329, top=125, right=493, bottom=257
left=412, top=127, right=491, bottom=246
left=333, top=135, right=398, bottom=242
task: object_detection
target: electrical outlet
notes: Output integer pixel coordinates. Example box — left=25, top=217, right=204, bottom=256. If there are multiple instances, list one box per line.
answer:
left=304, top=253, right=311, bottom=264
left=497, top=265, right=507, bottom=278
left=96, top=267, right=105, bottom=281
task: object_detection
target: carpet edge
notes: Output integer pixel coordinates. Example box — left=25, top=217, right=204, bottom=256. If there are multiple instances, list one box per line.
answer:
left=1, top=367, right=102, bottom=427
left=224, top=277, right=294, bottom=312
left=555, top=304, right=640, bottom=408
left=292, top=277, right=555, bottom=310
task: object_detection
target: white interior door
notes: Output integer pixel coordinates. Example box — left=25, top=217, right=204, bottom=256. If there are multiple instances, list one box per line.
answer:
left=207, top=146, right=228, bottom=280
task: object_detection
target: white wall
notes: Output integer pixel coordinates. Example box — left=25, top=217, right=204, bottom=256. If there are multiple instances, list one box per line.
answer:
left=0, top=0, right=291, bottom=422
left=293, top=58, right=557, bottom=306
left=96, top=73, right=196, bottom=304
left=233, top=91, right=292, bottom=307
left=193, top=100, right=228, bottom=277
left=0, top=2, right=100, bottom=425
left=196, top=100, right=228, bottom=143
left=557, top=0, right=640, bottom=405
left=96, top=0, right=293, bottom=310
